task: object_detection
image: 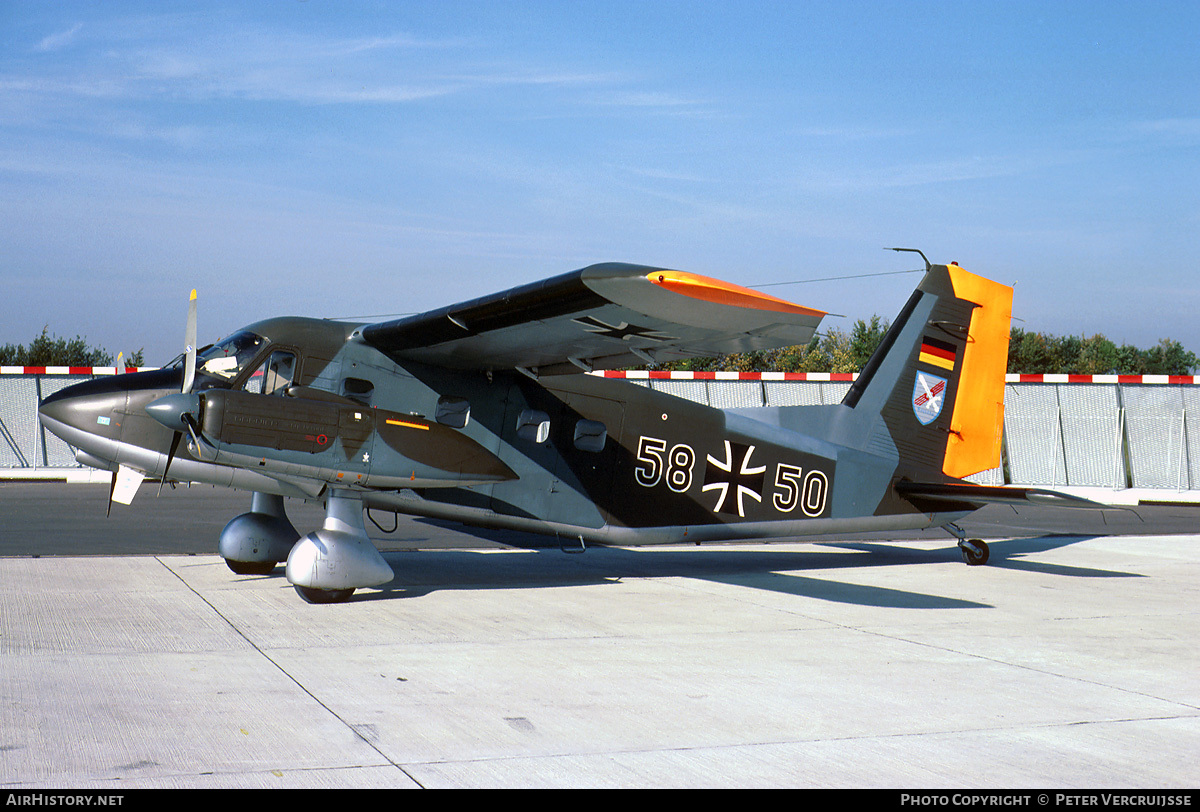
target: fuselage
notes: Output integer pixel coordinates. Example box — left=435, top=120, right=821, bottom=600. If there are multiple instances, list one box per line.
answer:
left=37, top=315, right=965, bottom=546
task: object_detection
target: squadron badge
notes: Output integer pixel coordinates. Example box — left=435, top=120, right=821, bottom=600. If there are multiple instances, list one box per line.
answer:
left=912, top=371, right=947, bottom=425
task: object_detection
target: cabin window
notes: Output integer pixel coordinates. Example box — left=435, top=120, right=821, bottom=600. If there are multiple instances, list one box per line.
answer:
left=516, top=409, right=551, bottom=444
left=436, top=396, right=470, bottom=428
left=573, top=419, right=607, bottom=453
left=244, top=351, right=297, bottom=396
left=342, top=377, right=375, bottom=405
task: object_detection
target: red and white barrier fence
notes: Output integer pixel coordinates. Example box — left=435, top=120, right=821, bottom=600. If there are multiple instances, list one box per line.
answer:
left=595, top=371, right=1200, bottom=384
left=2, top=367, right=1198, bottom=384
left=1, top=367, right=151, bottom=375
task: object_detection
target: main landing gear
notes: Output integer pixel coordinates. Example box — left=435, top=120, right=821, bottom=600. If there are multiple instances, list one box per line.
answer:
left=943, top=522, right=991, bottom=566
left=219, top=492, right=300, bottom=575
left=285, top=490, right=394, bottom=604
left=220, top=490, right=394, bottom=603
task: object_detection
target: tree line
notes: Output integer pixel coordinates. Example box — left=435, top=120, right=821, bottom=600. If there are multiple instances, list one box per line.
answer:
left=1006, top=329, right=1196, bottom=376
left=654, top=318, right=1199, bottom=376
left=1, top=323, right=1195, bottom=376
left=0, top=327, right=144, bottom=368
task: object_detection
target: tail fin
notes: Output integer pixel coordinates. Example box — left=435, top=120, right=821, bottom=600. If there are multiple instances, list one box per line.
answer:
left=842, top=262, right=1012, bottom=479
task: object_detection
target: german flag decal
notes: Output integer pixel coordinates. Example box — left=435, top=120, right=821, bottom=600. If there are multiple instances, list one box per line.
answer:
left=918, top=335, right=957, bottom=370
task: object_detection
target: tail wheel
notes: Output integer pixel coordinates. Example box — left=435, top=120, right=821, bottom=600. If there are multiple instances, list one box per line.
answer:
left=959, top=539, right=990, bottom=566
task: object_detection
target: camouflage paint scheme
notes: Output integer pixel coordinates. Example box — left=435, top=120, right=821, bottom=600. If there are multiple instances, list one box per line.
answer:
left=42, top=260, right=1076, bottom=600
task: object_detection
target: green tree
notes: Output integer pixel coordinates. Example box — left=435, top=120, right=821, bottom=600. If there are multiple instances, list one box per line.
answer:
left=1074, top=334, right=1119, bottom=375
left=1113, top=343, right=1148, bottom=375
left=1143, top=338, right=1199, bottom=376
left=645, top=321, right=1197, bottom=376
left=818, top=327, right=857, bottom=374
left=1008, top=328, right=1052, bottom=374
left=848, top=315, right=890, bottom=370
left=780, top=336, right=832, bottom=373
left=0, top=327, right=144, bottom=367
left=1008, top=328, right=1198, bottom=375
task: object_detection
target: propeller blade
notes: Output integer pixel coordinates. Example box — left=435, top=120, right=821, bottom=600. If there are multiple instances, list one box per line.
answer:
left=182, top=289, right=198, bottom=393
left=158, top=430, right=183, bottom=497
left=106, top=465, right=145, bottom=513
left=181, top=411, right=207, bottom=461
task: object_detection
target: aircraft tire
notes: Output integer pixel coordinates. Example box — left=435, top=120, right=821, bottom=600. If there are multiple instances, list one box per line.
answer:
left=294, top=585, right=356, bottom=604
left=225, top=559, right=277, bottom=575
left=960, top=539, right=990, bottom=566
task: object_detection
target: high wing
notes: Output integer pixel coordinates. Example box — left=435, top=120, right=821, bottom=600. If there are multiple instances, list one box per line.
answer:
left=360, top=263, right=826, bottom=376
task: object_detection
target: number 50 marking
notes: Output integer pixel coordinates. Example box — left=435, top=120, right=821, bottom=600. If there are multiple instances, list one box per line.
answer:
left=773, top=463, right=829, bottom=517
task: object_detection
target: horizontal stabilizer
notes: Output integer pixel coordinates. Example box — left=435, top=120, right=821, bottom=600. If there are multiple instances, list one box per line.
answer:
left=896, top=481, right=1108, bottom=509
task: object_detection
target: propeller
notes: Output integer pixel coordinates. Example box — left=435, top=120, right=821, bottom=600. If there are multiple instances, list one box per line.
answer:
left=107, top=299, right=188, bottom=510
left=152, top=289, right=201, bottom=494
left=151, top=392, right=207, bottom=495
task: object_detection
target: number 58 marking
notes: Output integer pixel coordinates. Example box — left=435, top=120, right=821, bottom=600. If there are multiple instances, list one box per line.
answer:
left=635, top=435, right=695, bottom=493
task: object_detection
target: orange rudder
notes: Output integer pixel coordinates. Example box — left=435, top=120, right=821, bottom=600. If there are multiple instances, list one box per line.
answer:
left=942, top=266, right=1013, bottom=478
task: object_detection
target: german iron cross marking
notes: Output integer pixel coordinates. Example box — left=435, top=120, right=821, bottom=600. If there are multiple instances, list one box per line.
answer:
left=573, top=316, right=674, bottom=342
left=702, top=440, right=766, bottom=517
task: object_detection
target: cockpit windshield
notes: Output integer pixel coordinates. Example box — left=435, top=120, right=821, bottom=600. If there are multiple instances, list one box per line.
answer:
left=194, top=330, right=265, bottom=381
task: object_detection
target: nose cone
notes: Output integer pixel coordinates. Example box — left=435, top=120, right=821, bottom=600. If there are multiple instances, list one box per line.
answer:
left=38, top=376, right=129, bottom=442
left=38, top=367, right=186, bottom=448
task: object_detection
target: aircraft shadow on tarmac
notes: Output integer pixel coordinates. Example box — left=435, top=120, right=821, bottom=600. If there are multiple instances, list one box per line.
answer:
left=243, top=526, right=1142, bottom=611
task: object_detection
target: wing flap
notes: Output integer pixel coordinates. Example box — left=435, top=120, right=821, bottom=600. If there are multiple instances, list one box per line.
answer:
left=361, top=263, right=826, bottom=375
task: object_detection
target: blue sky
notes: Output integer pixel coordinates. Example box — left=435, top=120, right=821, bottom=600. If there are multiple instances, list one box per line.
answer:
left=2, top=1, right=1198, bottom=365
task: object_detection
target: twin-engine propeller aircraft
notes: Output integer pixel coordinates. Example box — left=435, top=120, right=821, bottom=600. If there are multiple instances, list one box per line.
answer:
left=38, top=251, right=1096, bottom=602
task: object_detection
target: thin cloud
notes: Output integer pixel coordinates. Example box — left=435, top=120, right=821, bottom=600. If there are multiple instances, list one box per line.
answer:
left=588, top=89, right=714, bottom=116
left=19, top=23, right=617, bottom=107
left=327, top=32, right=476, bottom=56
left=1129, top=117, right=1200, bottom=141
left=34, top=23, right=83, bottom=53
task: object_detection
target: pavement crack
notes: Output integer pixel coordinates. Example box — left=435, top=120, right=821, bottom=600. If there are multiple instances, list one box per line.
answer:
left=154, top=556, right=427, bottom=788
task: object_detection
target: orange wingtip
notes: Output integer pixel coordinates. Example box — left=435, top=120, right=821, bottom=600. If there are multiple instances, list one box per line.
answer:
left=647, top=270, right=825, bottom=318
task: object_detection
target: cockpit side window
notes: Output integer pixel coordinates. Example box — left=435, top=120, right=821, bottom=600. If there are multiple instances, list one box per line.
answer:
left=244, top=350, right=297, bottom=396
left=196, top=331, right=265, bottom=381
